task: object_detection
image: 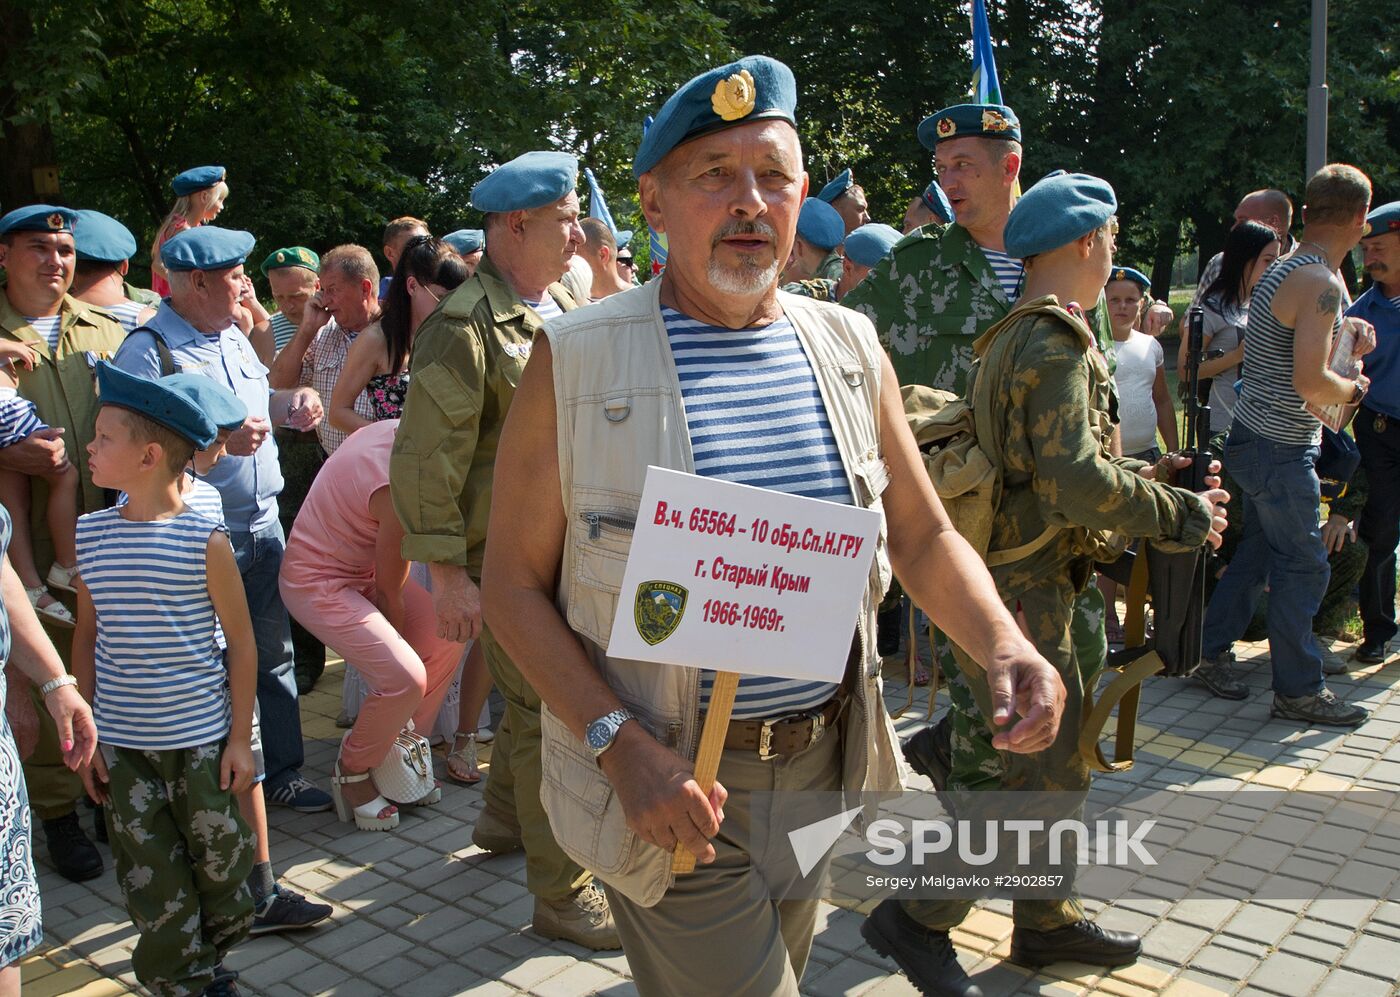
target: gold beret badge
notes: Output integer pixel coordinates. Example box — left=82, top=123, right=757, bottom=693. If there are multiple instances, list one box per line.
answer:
left=982, top=110, right=1012, bottom=132
left=711, top=70, right=756, bottom=122
left=936, top=118, right=957, bottom=138
left=47, top=213, right=66, bottom=231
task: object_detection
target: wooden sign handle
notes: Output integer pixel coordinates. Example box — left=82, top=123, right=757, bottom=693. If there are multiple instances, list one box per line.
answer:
left=672, top=670, right=739, bottom=874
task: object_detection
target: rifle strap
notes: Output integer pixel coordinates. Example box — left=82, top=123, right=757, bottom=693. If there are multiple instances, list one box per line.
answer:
left=1080, top=547, right=1158, bottom=773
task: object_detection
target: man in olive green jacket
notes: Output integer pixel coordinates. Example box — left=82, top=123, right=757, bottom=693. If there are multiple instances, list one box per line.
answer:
left=390, top=151, right=619, bottom=950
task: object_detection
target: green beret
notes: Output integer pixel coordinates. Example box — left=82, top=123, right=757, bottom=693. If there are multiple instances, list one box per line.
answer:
left=161, top=226, right=255, bottom=273
left=1363, top=201, right=1400, bottom=238
left=0, top=204, right=77, bottom=236
left=1107, top=266, right=1151, bottom=290
left=1004, top=171, right=1116, bottom=259
left=260, top=247, right=320, bottom=276
left=918, top=103, right=1021, bottom=150
left=472, top=152, right=578, bottom=213
left=796, top=198, right=844, bottom=252
left=816, top=169, right=853, bottom=203
left=95, top=361, right=217, bottom=449
left=634, top=56, right=797, bottom=178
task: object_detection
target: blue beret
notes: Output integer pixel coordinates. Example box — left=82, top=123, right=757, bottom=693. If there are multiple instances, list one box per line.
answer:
left=796, top=198, right=844, bottom=252
left=918, top=103, right=1021, bottom=150
left=160, top=226, right=255, bottom=273
left=73, top=210, right=137, bottom=263
left=816, top=169, right=854, bottom=204
left=260, top=247, right=319, bottom=276
left=615, top=230, right=634, bottom=251
left=95, top=362, right=217, bottom=450
left=160, top=372, right=248, bottom=432
left=1363, top=201, right=1400, bottom=239
left=443, top=229, right=485, bottom=255
left=171, top=166, right=226, bottom=196
left=920, top=181, right=954, bottom=225
left=844, top=224, right=903, bottom=268
left=634, top=56, right=797, bottom=179
left=471, top=152, right=578, bottom=213
left=1107, top=266, right=1151, bottom=290
left=1004, top=171, right=1117, bottom=260
left=0, top=205, right=77, bottom=236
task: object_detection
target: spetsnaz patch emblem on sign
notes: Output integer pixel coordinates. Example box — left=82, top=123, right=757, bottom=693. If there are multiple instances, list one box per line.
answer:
left=634, top=581, right=688, bottom=646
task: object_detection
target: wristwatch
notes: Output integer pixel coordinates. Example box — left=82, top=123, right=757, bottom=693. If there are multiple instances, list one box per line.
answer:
left=585, top=708, right=637, bottom=759
left=39, top=675, right=77, bottom=697
left=1350, top=379, right=1368, bottom=406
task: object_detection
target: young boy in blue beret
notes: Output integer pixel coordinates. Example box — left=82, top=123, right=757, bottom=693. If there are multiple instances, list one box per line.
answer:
left=74, top=361, right=257, bottom=997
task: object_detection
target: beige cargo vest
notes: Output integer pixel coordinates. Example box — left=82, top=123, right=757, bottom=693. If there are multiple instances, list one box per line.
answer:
left=539, top=277, right=905, bottom=906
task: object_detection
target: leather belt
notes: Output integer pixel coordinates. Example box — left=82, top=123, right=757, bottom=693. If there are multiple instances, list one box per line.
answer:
left=719, top=693, right=846, bottom=760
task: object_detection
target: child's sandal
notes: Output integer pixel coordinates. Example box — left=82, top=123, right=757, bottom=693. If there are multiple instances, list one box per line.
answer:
left=45, top=562, right=80, bottom=594
left=26, top=586, right=74, bottom=628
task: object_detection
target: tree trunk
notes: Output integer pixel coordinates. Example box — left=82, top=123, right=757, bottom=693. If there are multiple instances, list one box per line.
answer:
left=0, top=0, right=62, bottom=208
left=1150, top=222, right=1179, bottom=300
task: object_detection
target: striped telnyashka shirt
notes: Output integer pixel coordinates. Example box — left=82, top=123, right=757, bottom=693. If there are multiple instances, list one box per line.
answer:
left=1233, top=253, right=1333, bottom=446
left=75, top=507, right=230, bottom=750
left=662, top=306, right=849, bottom=720
left=979, top=246, right=1024, bottom=301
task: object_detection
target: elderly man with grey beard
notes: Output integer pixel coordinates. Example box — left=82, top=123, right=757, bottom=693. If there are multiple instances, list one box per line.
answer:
left=481, top=55, right=1066, bottom=997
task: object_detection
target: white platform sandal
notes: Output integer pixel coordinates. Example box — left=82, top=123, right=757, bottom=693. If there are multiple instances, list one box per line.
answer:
left=331, top=762, right=398, bottom=831
left=26, top=586, right=74, bottom=628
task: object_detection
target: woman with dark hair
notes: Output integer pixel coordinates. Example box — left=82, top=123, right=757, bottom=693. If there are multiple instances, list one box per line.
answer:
left=1192, top=220, right=1282, bottom=433
left=329, top=236, right=468, bottom=432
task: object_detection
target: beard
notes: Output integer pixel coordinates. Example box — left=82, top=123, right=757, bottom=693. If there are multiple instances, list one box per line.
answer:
left=706, top=219, right=780, bottom=295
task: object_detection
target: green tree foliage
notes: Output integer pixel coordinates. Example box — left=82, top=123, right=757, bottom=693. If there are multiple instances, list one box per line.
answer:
left=2, top=0, right=1395, bottom=294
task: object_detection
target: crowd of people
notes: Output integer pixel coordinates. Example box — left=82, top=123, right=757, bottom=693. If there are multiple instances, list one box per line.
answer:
left=0, top=49, right=1393, bottom=997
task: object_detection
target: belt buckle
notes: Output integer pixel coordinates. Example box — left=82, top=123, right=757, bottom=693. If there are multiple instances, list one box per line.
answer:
left=757, top=720, right=777, bottom=760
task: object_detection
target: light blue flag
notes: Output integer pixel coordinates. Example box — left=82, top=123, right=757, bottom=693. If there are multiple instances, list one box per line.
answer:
left=584, top=168, right=617, bottom=234
left=970, top=0, right=1003, bottom=105
left=642, top=115, right=668, bottom=274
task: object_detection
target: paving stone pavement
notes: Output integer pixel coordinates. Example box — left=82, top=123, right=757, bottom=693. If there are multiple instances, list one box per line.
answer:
left=19, top=639, right=1400, bottom=996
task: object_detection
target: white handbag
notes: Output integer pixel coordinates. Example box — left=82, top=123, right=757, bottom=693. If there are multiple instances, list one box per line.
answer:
left=370, top=721, right=436, bottom=804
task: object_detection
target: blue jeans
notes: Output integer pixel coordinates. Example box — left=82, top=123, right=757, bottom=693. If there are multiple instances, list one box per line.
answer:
left=1202, top=422, right=1329, bottom=697
left=230, top=522, right=304, bottom=784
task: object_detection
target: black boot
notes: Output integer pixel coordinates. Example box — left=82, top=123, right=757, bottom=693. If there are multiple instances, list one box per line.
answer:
left=861, top=899, right=982, bottom=996
left=1009, top=919, right=1142, bottom=969
left=42, top=811, right=103, bottom=882
left=1355, top=638, right=1391, bottom=664
left=902, top=715, right=952, bottom=791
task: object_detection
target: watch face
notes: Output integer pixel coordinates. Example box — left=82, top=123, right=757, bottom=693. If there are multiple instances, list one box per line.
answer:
left=586, top=721, right=611, bottom=751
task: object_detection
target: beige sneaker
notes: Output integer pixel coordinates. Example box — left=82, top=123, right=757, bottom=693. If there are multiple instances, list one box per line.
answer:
left=533, top=883, right=621, bottom=950
left=471, top=804, right=523, bottom=854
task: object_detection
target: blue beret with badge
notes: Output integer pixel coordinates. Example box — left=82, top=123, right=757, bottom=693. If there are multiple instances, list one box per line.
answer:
left=471, top=152, right=578, bottom=213
left=816, top=169, right=854, bottom=204
left=1107, top=266, right=1151, bottom=290
left=1363, top=201, right=1400, bottom=238
left=171, top=166, right=226, bottom=196
left=73, top=210, right=138, bottom=263
left=843, top=224, right=903, bottom=268
left=161, top=372, right=248, bottom=433
left=917, top=103, right=1021, bottom=150
left=161, top=226, right=255, bottom=273
left=260, top=246, right=319, bottom=276
left=94, top=361, right=217, bottom=450
left=634, top=55, right=798, bottom=178
left=796, top=197, right=844, bottom=252
left=1004, top=170, right=1117, bottom=260
left=920, top=180, right=954, bottom=225
left=443, top=229, right=485, bottom=255
left=0, top=204, right=77, bottom=236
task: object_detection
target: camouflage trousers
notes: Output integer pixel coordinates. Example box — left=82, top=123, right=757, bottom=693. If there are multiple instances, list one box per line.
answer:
left=105, top=742, right=255, bottom=996
left=902, top=581, right=1101, bottom=932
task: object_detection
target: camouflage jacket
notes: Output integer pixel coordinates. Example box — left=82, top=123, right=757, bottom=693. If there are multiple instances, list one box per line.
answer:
left=814, top=250, right=843, bottom=282
left=846, top=223, right=1118, bottom=395
left=969, top=297, right=1213, bottom=603
left=781, top=277, right=837, bottom=301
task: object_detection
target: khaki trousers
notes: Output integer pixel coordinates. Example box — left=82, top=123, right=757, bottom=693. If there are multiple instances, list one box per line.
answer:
left=604, top=724, right=842, bottom=997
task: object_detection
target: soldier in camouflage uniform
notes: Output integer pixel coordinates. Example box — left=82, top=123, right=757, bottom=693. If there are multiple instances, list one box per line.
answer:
left=784, top=223, right=902, bottom=304
left=782, top=196, right=844, bottom=284
left=902, top=178, right=955, bottom=235
left=862, top=172, right=1228, bottom=995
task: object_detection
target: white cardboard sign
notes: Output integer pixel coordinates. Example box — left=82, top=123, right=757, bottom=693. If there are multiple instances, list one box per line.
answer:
left=607, top=466, right=882, bottom=683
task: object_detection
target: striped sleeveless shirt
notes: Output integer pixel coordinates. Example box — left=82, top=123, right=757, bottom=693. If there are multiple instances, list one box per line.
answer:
left=662, top=307, right=849, bottom=719
left=75, top=506, right=231, bottom=750
left=1233, top=253, right=1333, bottom=446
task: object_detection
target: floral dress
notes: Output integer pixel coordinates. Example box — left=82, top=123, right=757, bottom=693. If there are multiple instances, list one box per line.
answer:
left=366, top=371, right=409, bottom=421
left=0, top=505, right=43, bottom=965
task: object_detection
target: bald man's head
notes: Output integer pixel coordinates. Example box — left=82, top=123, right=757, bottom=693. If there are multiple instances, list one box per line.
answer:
left=1235, top=189, right=1293, bottom=238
